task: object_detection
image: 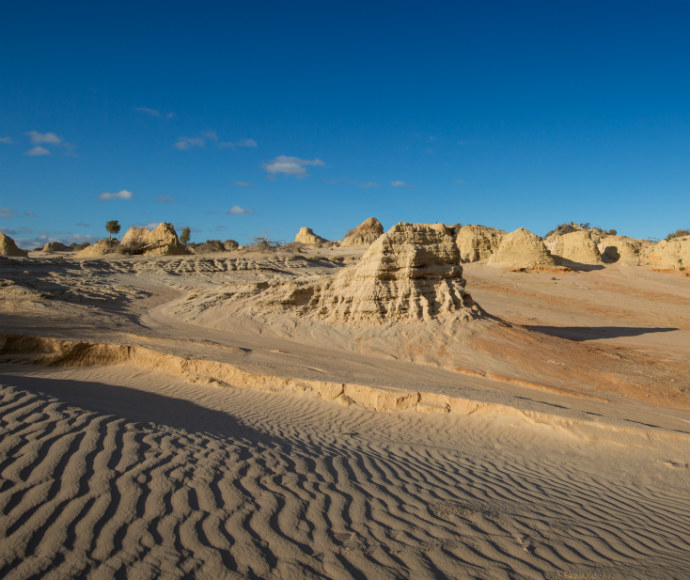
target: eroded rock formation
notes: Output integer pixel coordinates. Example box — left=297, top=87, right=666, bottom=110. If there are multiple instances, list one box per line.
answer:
left=487, top=228, right=557, bottom=268
left=120, top=223, right=187, bottom=256
left=294, top=227, right=328, bottom=245
left=341, top=217, right=384, bottom=247
left=0, top=233, right=28, bottom=257
left=456, top=225, right=505, bottom=263
left=545, top=230, right=603, bottom=266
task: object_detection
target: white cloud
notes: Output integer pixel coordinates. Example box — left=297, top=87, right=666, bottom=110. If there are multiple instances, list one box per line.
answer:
left=232, top=181, right=253, bottom=187
left=200, top=130, right=219, bottom=141
left=262, top=155, right=325, bottom=176
left=174, top=136, right=205, bottom=150
left=25, top=146, right=51, bottom=156
left=0, top=137, right=12, bottom=144
left=99, top=190, right=133, bottom=201
left=219, top=138, right=258, bottom=149
left=0, top=207, right=14, bottom=218
left=391, top=180, right=413, bottom=188
left=227, top=205, right=253, bottom=215
left=26, top=131, right=61, bottom=145
left=135, top=107, right=161, bottom=117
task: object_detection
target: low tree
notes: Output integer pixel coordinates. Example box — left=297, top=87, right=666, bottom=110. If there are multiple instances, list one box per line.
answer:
left=105, top=220, right=121, bottom=248
left=180, top=227, right=191, bottom=246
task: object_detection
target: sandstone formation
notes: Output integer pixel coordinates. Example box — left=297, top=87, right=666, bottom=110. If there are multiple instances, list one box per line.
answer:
left=455, top=225, right=505, bottom=263
left=76, top=239, right=120, bottom=257
left=598, top=235, right=650, bottom=266
left=294, top=227, right=328, bottom=246
left=42, top=241, right=71, bottom=253
left=341, top=217, right=384, bottom=247
left=120, top=223, right=187, bottom=256
left=545, top=230, right=603, bottom=266
left=640, top=235, right=690, bottom=270
left=487, top=228, right=557, bottom=268
left=0, top=233, right=29, bottom=257
left=310, top=222, right=479, bottom=323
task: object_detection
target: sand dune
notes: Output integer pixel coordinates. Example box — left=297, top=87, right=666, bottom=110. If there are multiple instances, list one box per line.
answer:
left=0, top=239, right=689, bottom=579
left=1, top=364, right=688, bottom=580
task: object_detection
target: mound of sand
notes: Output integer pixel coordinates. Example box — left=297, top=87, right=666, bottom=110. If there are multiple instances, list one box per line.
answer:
left=488, top=227, right=557, bottom=268
left=224, top=239, right=240, bottom=250
left=598, top=235, right=651, bottom=265
left=456, top=225, right=505, bottom=263
left=0, top=233, right=29, bottom=257
left=76, top=239, right=121, bottom=257
left=341, top=217, right=384, bottom=247
left=545, top=230, right=603, bottom=266
left=309, top=222, right=479, bottom=323
left=42, top=241, right=71, bottom=253
left=641, top=235, right=690, bottom=270
left=121, top=223, right=187, bottom=256
left=294, top=227, right=328, bottom=245
left=192, top=240, right=224, bottom=253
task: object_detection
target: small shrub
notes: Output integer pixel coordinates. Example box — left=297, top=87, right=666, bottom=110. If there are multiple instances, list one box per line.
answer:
left=665, top=229, right=690, bottom=241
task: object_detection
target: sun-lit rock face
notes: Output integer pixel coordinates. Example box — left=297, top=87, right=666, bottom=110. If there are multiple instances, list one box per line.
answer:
left=641, top=235, right=690, bottom=270
left=455, top=224, right=505, bottom=263
left=545, top=230, right=603, bottom=266
left=598, top=235, right=650, bottom=265
left=294, top=227, right=328, bottom=245
left=312, top=222, right=479, bottom=323
left=487, top=227, right=557, bottom=268
left=120, top=223, right=187, bottom=256
left=0, top=233, right=28, bottom=257
left=341, top=217, right=384, bottom=247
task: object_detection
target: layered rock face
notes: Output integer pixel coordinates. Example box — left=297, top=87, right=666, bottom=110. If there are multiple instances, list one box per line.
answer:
left=641, top=235, right=690, bottom=269
left=294, top=227, right=328, bottom=245
left=456, top=225, right=505, bottom=263
left=120, top=223, right=187, bottom=256
left=0, top=233, right=28, bottom=257
left=341, top=217, right=384, bottom=247
left=487, top=228, right=557, bottom=268
left=312, top=222, right=479, bottom=323
left=598, top=235, right=650, bottom=265
left=545, top=230, right=603, bottom=266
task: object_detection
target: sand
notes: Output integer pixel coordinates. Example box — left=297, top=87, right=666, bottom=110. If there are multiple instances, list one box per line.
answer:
left=0, top=249, right=688, bottom=579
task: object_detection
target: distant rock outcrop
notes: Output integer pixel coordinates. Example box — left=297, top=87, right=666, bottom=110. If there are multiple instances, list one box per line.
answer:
left=598, top=235, right=650, bottom=266
left=341, top=217, right=384, bottom=247
left=294, top=227, right=328, bottom=246
left=641, top=236, right=690, bottom=270
left=0, top=233, right=29, bottom=257
left=545, top=230, right=603, bottom=266
left=309, top=222, right=480, bottom=323
left=42, top=241, right=71, bottom=253
left=120, top=223, right=187, bottom=256
left=456, top=225, right=505, bottom=263
left=487, top=228, right=557, bottom=268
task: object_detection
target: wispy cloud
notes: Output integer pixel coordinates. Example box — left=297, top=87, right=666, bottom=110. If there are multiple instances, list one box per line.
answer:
left=99, top=190, right=133, bottom=201
left=232, top=181, right=253, bottom=187
left=0, top=207, right=14, bottom=218
left=200, top=130, right=219, bottom=141
left=174, top=136, right=205, bottom=150
left=136, top=107, right=161, bottom=117
left=263, top=155, right=325, bottom=177
left=24, top=210, right=36, bottom=217
left=391, top=180, right=413, bottom=188
left=345, top=179, right=380, bottom=188
left=227, top=205, right=254, bottom=215
left=0, top=137, right=12, bottom=144
left=76, top=222, right=91, bottom=227
left=26, top=131, right=61, bottom=145
left=25, top=146, right=51, bottom=156
left=155, top=194, right=175, bottom=204
left=219, top=138, right=258, bottom=149
left=455, top=178, right=465, bottom=184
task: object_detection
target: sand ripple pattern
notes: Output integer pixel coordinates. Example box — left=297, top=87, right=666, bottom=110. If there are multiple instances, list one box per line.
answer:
left=1, top=370, right=688, bottom=580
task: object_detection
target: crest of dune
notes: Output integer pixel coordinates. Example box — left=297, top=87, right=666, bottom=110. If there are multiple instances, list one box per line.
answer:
left=455, top=225, right=505, bottom=263
left=487, top=227, right=557, bottom=268
left=310, top=222, right=480, bottom=323
left=0, top=233, right=29, bottom=257
left=544, top=230, right=603, bottom=266
left=341, top=217, right=384, bottom=247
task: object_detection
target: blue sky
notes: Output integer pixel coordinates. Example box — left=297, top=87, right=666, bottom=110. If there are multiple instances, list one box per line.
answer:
left=1, top=0, right=688, bottom=249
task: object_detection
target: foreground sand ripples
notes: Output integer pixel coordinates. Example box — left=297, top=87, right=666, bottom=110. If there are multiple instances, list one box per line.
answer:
left=0, top=367, right=688, bottom=580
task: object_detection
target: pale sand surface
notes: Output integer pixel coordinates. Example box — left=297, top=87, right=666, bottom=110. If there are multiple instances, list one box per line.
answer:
left=0, top=251, right=689, bottom=578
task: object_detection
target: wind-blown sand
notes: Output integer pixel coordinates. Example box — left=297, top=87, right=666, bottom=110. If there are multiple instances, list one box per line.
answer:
left=0, top=248, right=688, bottom=579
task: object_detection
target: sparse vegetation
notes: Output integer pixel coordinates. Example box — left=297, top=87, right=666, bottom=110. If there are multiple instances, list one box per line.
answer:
left=105, top=220, right=121, bottom=248
left=665, top=229, right=690, bottom=241
left=545, top=222, right=617, bottom=238
left=180, top=227, right=191, bottom=246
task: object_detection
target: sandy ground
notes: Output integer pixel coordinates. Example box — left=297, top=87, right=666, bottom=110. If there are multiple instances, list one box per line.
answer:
left=0, top=250, right=688, bottom=579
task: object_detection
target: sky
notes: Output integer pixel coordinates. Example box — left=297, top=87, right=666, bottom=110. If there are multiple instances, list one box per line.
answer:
left=1, top=0, right=688, bottom=249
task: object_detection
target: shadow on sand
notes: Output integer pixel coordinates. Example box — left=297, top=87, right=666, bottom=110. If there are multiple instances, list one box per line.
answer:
left=524, top=325, right=679, bottom=341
